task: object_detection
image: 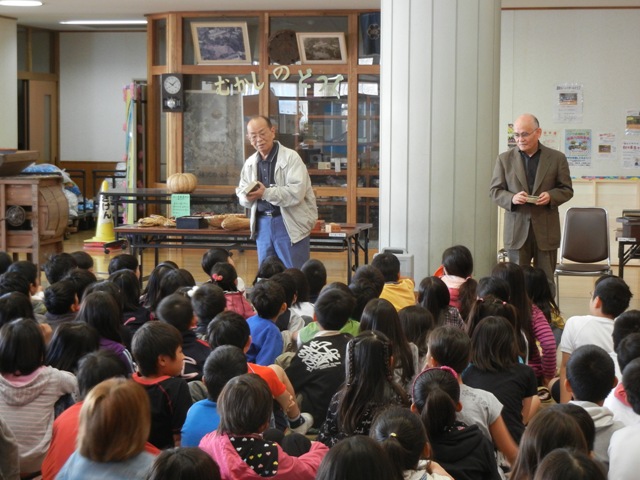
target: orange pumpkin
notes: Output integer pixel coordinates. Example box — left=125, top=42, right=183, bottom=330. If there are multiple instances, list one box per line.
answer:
left=166, top=173, right=197, bottom=193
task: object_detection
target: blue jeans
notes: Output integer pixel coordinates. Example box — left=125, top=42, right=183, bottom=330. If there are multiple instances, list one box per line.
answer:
left=256, top=214, right=310, bottom=269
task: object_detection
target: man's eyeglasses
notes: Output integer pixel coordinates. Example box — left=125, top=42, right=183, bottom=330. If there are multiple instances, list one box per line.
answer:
left=513, top=130, right=536, bottom=139
left=247, top=129, right=271, bottom=142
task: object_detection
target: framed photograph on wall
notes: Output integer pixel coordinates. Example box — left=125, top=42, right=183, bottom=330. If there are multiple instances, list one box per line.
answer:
left=296, top=32, right=347, bottom=64
left=191, top=22, right=252, bottom=65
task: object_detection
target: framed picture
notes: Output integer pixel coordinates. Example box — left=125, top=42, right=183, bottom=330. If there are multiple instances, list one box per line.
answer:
left=296, top=32, right=347, bottom=64
left=191, top=22, right=252, bottom=65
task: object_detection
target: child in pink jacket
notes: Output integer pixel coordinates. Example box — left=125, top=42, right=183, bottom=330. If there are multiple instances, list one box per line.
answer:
left=199, top=374, right=327, bottom=480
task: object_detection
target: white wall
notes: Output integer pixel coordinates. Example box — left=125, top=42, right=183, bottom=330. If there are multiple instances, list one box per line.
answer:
left=500, top=9, right=640, bottom=178
left=0, top=17, right=18, bottom=148
left=59, top=32, right=146, bottom=161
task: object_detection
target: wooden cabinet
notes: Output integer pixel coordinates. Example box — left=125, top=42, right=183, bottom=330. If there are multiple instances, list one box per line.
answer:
left=146, top=10, right=380, bottom=240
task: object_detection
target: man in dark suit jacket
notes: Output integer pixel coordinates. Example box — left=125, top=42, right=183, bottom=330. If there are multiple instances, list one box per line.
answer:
left=490, top=113, right=573, bottom=290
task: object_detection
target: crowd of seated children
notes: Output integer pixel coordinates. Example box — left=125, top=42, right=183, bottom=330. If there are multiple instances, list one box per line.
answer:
left=156, top=293, right=211, bottom=382
left=285, top=287, right=355, bottom=428
left=318, top=331, right=410, bottom=446
left=199, top=374, right=328, bottom=480
left=436, top=245, right=478, bottom=320
left=558, top=275, right=633, bottom=403
left=360, top=298, right=419, bottom=391
left=418, top=276, right=465, bottom=329
left=207, top=311, right=312, bottom=434
left=565, top=344, right=623, bottom=466
left=131, top=321, right=192, bottom=450
left=412, top=366, right=501, bottom=480
left=371, top=252, right=415, bottom=311
left=181, top=346, right=248, bottom=447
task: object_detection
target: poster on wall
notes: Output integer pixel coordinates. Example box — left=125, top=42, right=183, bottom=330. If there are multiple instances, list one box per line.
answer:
left=540, top=130, right=560, bottom=151
left=596, top=133, right=617, bottom=161
left=553, top=83, right=583, bottom=123
left=564, top=129, right=592, bottom=167
left=622, top=140, right=640, bottom=168
left=625, top=110, right=640, bottom=136
left=507, top=123, right=516, bottom=148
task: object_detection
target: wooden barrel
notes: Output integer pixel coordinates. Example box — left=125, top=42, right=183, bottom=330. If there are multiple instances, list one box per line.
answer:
left=38, top=183, right=69, bottom=239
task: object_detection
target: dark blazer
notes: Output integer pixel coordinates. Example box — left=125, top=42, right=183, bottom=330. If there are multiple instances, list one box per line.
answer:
left=489, top=143, right=573, bottom=251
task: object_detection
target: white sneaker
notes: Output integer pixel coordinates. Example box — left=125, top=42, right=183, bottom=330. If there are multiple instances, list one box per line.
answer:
left=289, top=412, right=314, bottom=435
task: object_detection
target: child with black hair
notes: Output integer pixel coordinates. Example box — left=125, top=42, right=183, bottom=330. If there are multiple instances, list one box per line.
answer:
left=318, top=331, right=410, bottom=447
left=43, top=253, right=77, bottom=285
left=44, top=279, right=79, bottom=330
left=181, top=346, right=248, bottom=447
left=301, top=258, right=327, bottom=303
left=0, top=250, right=12, bottom=274
left=418, top=276, right=465, bottom=329
left=370, top=406, right=452, bottom=480
left=253, top=255, right=286, bottom=284
left=77, top=291, right=134, bottom=374
left=522, top=265, right=564, bottom=345
left=565, top=344, right=623, bottom=466
left=605, top=330, right=640, bottom=426
left=509, top=407, right=590, bottom=480
left=0, top=292, right=36, bottom=328
left=207, top=311, right=312, bottom=435
left=286, top=288, right=355, bottom=427
left=45, top=322, right=100, bottom=375
left=371, top=252, right=415, bottom=311
left=70, top=250, right=94, bottom=272
left=269, top=272, right=305, bottom=332
left=533, top=448, right=606, bottom=480
left=412, top=366, right=501, bottom=480
left=476, top=276, right=511, bottom=302
left=41, top=350, right=154, bottom=480
left=157, top=293, right=211, bottom=382
left=608, top=357, right=640, bottom=478
left=350, top=266, right=386, bottom=321
left=140, top=262, right=178, bottom=315
left=64, top=267, right=97, bottom=302
left=191, top=283, right=227, bottom=339
left=131, top=321, right=192, bottom=449
left=109, top=268, right=151, bottom=335
left=360, top=298, right=419, bottom=392
left=201, top=247, right=245, bottom=290
left=147, top=447, right=221, bottom=480
left=0, top=318, right=77, bottom=477
left=209, top=262, right=254, bottom=319
left=199, top=374, right=328, bottom=480
left=549, top=403, right=596, bottom=454
left=559, top=275, right=633, bottom=403
left=399, top=304, right=434, bottom=368
left=316, top=435, right=398, bottom=480
left=462, top=316, right=538, bottom=444
left=465, top=295, right=521, bottom=352
left=108, top=253, right=140, bottom=277
left=426, top=325, right=518, bottom=466
left=8, top=260, right=45, bottom=314
left=246, top=280, right=286, bottom=366
left=437, top=245, right=477, bottom=320
left=284, top=268, right=314, bottom=320
left=0, top=271, right=31, bottom=297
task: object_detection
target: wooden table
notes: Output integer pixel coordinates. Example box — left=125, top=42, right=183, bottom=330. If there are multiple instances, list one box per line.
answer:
left=114, top=223, right=372, bottom=283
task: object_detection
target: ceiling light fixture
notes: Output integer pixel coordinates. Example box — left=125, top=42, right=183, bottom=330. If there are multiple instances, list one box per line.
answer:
left=0, top=1, right=43, bottom=6
left=59, top=20, right=147, bottom=25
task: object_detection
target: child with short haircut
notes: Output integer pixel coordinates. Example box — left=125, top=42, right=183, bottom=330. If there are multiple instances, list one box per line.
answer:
left=157, top=293, right=211, bottom=382
left=269, top=272, right=305, bottom=332
left=608, top=357, right=640, bottom=478
left=286, top=288, right=355, bottom=427
left=209, top=262, right=254, bottom=319
left=0, top=271, right=31, bottom=296
left=191, top=283, right=227, bottom=338
left=131, top=321, right=193, bottom=449
left=43, top=252, right=78, bottom=285
left=605, top=331, right=640, bottom=425
left=427, top=325, right=518, bottom=466
left=533, top=448, right=606, bottom=480
left=56, top=378, right=155, bottom=479
left=350, top=266, right=385, bottom=321
left=44, top=279, right=80, bottom=330
left=246, top=280, right=286, bottom=366
left=301, top=258, right=327, bottom=303
left=207, top=311, right=312, bottom=434
left=0, top=318, right=78, bottom=477
left=181, top=346, right=248, bottom=447
left=610, top=309, right=640, bottom=380
left=412, top=367, right=501, bottom=480
left=70, top=250, right=94, bottom=271
left=7, top=260, right=45, bottom=314
left=559, top=275, right=633, bottom=403
left=199, top=374, right=328, bottom=480
left=201, top=247, right=246, bottom=290
left=64, top=267, right=98, bottom=302
left=371, top=252, right=415, bottom=311
left=0, top=250, right=12, bottom=273
left=147, top=447, right=221, bottom=480
left=370, top=406, right=452, bottom=480
left=108, top=253, right=140, bottom=276
left=284, top=268, right=314, bottom=320
left=565, top=344, right=623, bottom=466
left=0, top=292, right=35, bottom=328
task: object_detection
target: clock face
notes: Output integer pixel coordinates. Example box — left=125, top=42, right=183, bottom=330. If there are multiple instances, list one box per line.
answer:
left=163, top=75, right=181, bottom=95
